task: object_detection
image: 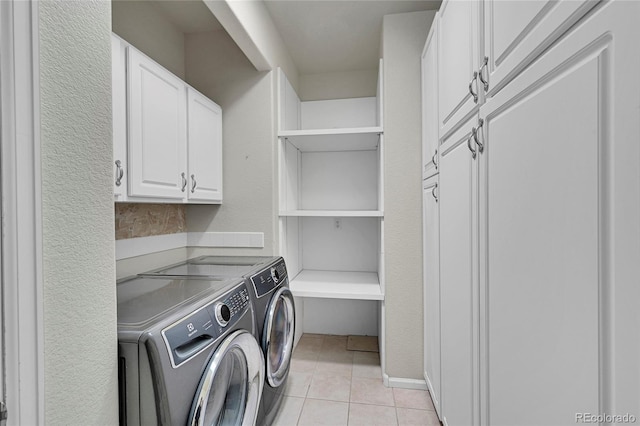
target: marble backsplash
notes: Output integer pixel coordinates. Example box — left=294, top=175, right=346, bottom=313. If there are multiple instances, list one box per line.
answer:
left=115, top=203, right=186, bottom=240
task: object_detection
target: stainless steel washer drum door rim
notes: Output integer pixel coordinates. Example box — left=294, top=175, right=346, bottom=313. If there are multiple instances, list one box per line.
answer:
left=262, top=287, right=296, bottom=388
left=189, top=330, right=265, bottom=426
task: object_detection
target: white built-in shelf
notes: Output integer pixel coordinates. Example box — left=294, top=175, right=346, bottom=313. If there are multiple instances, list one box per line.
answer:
left=290, top=270, right=384, bottom=300
left=279, top=210, right=383, bottom=217
left=279, top=127, right=383, bottom=152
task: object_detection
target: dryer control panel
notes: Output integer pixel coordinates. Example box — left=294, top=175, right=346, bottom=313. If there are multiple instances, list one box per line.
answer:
left=161, top=285, right=250, bottom=368
left=250, top=259, right=288, bottom=298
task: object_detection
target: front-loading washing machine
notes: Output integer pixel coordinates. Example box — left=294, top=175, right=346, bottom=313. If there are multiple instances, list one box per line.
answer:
left=117, top=275, right=264, bottom=425
left=139, top=256, right=296, bottom=425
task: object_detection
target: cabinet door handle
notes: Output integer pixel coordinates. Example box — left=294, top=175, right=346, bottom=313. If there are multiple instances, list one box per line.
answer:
left=181, top=172, right=187, bottom=192
left=191, top=174, right=197, bottom=193
left=432, top=149, right=438, bottom=170
left=432, top=182, right=438, bottom=203
left=468, top=71, right=478, bottom=104
left=467, top=135, right=477, bottom=159
left=473, top=118, right=485, bottom=153
left=115, top=160, right=124, bottom=187
left=479, top=56, right=489, bottom=93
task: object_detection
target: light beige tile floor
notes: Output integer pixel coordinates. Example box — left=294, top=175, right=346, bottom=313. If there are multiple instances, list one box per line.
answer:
left=271, top=334, right=441, bottom=426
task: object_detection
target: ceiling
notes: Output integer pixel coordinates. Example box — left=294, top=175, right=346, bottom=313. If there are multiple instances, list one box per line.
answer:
left=264, top=0, right=441, bottom=75
left=150, top=0, right=441, bottom=75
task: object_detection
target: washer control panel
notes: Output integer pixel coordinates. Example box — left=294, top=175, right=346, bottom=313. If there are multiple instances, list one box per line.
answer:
left=161, top=285, right=250, bottom=368
left=250, top=259, right=288, bottom=298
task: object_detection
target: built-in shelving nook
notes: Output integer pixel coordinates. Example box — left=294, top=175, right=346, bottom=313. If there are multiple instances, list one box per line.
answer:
left=277, top=61, right=384, bottom=347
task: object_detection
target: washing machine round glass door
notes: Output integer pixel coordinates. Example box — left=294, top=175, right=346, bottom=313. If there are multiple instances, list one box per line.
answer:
left=189, top=330, right=265, bottom=426
left=263, top=287, right=296, bottom=387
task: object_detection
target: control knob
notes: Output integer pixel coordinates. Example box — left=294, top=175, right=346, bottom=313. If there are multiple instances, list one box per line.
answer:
left=215, top=302, right=231, bottom=326
left=271, top=267, right=280, bottom=284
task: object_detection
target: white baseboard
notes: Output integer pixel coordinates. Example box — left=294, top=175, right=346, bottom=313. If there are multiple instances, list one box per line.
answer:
left=115, top=231, right=265, bottom=260
left=383, top=374, right=428, bottom=390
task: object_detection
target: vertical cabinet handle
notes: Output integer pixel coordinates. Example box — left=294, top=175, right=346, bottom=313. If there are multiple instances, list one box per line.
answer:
left=115, top=160, right=124, bottom=187
left=432, top=149, right=438, bottom=170
left=191, top=174, right=197, bottom=193
left=479, top=56, right=489, bottom=93
left=432, top=182, right=438, bottom=203
left=468, top=71, right=478, bottom=104
left=181, top=172, right=187, bottom=192
left=467, top=135, right=477, bottom=159
left=473, top=118, right=484, bottom=153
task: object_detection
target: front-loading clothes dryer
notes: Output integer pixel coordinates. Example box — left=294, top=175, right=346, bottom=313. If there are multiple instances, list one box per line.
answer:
left=116, top=276, right=264, bottom=426
left=139, top=256, right=296, bottom=426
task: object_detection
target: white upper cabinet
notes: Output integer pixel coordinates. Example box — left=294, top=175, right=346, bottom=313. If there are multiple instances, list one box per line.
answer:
left=187, top=88, right=223, bottom=203
left=438, top=0, right=480, bottom=137
left=112, top=34, right=127, bottom=200
left=113, top=36, right=223, bottom=204
left=128, top=47, right=187, bottom=199
left=422, top=14, right=439, bottom=179
left=482, top=0, right=599, bottom=96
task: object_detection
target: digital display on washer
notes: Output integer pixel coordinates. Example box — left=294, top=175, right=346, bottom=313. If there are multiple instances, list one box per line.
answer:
left=250, top=260, right=288, bottom=298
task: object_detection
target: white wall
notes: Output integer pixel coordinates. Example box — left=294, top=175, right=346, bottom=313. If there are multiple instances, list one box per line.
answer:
left=205, top=0, right=300, bottom=91
left=185, top=30, right=278, bottom=256
left=382, top=10, right=435, bottom=380
left=38, top=0, right=118, bottom=423
left=300, top=69, right=379, bottom=101
left=112, top=0, right=185, bottom=79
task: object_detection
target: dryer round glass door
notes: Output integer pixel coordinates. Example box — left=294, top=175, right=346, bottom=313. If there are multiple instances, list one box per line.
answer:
left=189, top=330, right=265, bottom=426
left=262, top=287, right=296, bottom=387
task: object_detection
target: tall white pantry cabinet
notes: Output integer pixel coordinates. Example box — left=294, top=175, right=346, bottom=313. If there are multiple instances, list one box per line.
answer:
left=277, top=64, right=385, bottom=350
left=422, top=1, right=640, bottom=426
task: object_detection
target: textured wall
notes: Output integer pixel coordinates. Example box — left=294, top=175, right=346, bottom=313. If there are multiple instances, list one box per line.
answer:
left=185, top=30, right=277, bottom=256
left=115, top=203, right=186, bottom=239
left=382, top=11, right=435, bottom=380
left=112, top=0, right=185, bottom=79
left=38, top=0, right=118, bottom=423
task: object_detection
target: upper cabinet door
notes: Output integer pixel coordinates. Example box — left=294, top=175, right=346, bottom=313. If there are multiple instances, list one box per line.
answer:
left=422, top=15, right=439, bottom=179
left=438, top=0, right=480, bottom=137
left=127, top=48, right=187, bottom=199
left=187, top=88, right=223, bottom=203
left=483, top=0, right=599, bottom=97
left=112, top=35, right=127, bottom=200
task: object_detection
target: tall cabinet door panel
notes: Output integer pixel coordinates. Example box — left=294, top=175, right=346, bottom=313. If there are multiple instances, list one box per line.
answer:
left=422, top=16, right=439, bottom=179
left=483, top=0, right=598, bottom=96
left=439, top=115, right=478, bottom=426
left=422, top=175, right=441, bottom=416
left=187, top=88, right=223, bottom=203
left=479, top=2, right=640, bottom=424
left=128, top=48, right=187, bottom=199
left=438, top=0, right=480, bottom=136
left=112, top=35, right=127, bottom=200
